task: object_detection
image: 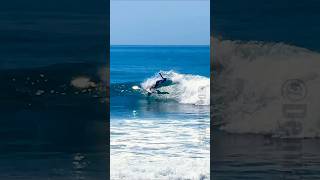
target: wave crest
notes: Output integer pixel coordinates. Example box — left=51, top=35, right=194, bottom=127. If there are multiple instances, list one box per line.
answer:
left=141, top=71, right=210, bottom=105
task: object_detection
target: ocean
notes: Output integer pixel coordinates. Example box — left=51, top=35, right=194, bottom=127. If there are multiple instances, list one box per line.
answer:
left=0, top=10, right=109, bottom=179
left=110, top=46, right=210, bottom=179
left=212, top=0, right=320, bottom=179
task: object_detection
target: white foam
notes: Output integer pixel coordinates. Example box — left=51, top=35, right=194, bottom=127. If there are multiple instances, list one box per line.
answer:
left=213, top=38, right=320, bottom=138
left=141, top=71, right=210, bottom=105
left=131, top=85, right=140, bottom=90
left=35, top=90, right=45, bottom=96
left=111, top=118, right=210, bottom=180
left=70, top=77, right=96, bottom=89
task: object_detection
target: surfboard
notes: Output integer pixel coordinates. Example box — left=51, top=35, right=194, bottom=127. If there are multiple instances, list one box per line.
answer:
left=131, top=85, right=169, bottom=95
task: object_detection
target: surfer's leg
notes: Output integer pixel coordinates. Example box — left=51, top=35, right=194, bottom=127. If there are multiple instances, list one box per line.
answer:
left=156, top=90, right=169, bottom=94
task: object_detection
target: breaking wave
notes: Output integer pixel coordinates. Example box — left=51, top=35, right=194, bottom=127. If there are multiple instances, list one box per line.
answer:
left=141, top=71, right=210, bottom=105
left=213, top=38, right=320, bottom=138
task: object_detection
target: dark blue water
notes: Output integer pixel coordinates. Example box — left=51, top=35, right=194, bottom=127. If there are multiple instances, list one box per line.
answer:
left=212, top=0, right=320, bottom=51
left=110, top=46, right=210, bottom=179
left=0, top=7, right=108, bottom=179
left=0, top=12, right=107, bottom=69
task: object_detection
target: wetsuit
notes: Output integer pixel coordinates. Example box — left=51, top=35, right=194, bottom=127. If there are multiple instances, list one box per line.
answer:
left=152, top=73, right=168, bottom=89
left=148, top=73, right=170, bottom=95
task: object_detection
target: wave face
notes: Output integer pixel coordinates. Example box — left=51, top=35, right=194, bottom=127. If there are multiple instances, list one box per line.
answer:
left=141, top=71, right=210, bottom=105
left=213, top=38, right=320, bottom=138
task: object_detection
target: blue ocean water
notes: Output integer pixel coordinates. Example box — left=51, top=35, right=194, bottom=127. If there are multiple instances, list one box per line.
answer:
left=110, top=45, right=209, bottom=83
left=110, top=46, right=210, bottom=179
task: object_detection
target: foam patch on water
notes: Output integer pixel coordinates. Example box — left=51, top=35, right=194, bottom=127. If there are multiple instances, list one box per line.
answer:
left=111, top=118, right=210, bottom=179
left=71, top=77, right=96, bottom=89
left=213, top=38, right=320, bottom=138
left=131, top=85, right=140, bottom=90
left=111, top=155, right=209, bottom=180
left=141, top=71, right=210, bottom=105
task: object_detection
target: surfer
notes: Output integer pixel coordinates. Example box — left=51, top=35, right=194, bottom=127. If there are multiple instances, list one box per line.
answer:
left=153, top=73, right=167, bottom=89
left=147, top=73, right=172, bottom=95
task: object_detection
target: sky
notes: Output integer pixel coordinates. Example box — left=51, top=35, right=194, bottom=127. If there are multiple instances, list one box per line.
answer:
left=111, top=0, right=210, bottom=45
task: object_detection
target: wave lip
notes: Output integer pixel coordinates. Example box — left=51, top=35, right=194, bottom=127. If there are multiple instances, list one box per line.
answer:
left=141, top=71, right=210, bottom=105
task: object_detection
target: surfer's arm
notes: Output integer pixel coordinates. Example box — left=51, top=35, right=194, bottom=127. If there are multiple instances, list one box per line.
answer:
left=159, top=73, right=164, bottom=80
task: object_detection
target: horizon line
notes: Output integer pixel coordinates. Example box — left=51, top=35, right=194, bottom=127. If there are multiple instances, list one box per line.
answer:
left=110, top=44, right=210, bottom=46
